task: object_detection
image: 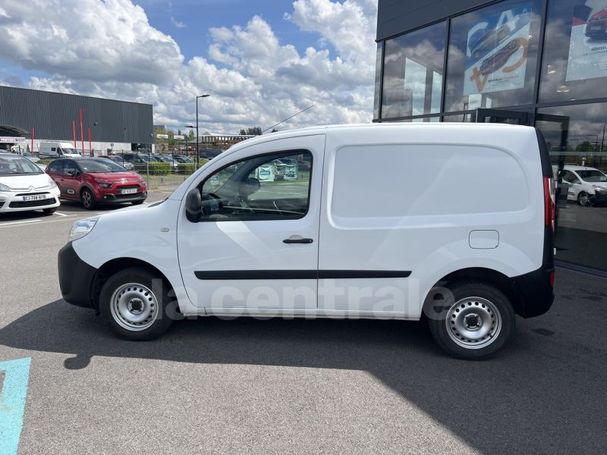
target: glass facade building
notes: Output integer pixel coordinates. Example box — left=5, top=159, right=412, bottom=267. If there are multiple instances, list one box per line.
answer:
left=374, top=0, right=607, bottom=272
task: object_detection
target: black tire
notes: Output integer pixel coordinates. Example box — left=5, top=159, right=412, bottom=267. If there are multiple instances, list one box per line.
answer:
left=426, top=282, right=515, bottom=360
left=80, top=188, right=96, bottom=210
left=577, top=191, right=592, bottom=207
left=42, top=207, right=57, bottom=215
left=99, top=267, right=176, bottom=341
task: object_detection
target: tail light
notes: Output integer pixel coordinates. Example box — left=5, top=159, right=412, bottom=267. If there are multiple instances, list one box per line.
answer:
left=549, top=270, right=555, bottom=288
left=543, top=177, right=555, bottom=231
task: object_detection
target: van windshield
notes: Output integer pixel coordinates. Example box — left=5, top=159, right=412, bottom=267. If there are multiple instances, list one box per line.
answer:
left=61, top=148, right=78, bottom=155
left=578, top=170, right=607, bottom=182
left=0, top=156, right=43, bottom=175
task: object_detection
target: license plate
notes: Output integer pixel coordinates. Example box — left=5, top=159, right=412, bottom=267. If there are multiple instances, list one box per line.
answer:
left=23, top=194, right=46, bottom=201
left=121, top=188, right=138, bottom=195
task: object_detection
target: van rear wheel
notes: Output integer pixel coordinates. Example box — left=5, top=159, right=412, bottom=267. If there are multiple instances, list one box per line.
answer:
left=427, top=282, right=514, bottom=360
left=99, top=267, right=175, bottom=340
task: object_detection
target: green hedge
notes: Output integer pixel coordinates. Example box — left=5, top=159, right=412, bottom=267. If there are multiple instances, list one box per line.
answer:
left=147, top=162, right=171, bottom=175
left=177, top=163, right=196, bottom=174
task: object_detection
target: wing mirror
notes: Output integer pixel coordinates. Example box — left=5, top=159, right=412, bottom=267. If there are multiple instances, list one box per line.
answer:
left=185, top=189, right=203, bottom=222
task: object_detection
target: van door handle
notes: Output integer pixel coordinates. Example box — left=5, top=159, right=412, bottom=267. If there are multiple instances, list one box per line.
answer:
left=283, top=236, right=313, bottom=244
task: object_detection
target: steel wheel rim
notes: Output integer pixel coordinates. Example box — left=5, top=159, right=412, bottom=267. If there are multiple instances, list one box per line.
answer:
left=110, top=283, right=159, bottom=331
left=445, top=296, right=502, bottom=350
left=579, top=193, right=590, bottom=206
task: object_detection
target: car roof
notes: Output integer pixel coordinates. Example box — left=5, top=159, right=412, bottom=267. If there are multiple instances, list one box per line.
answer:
left=564, top=165, right=600, bottom=171
left=224, top=122, right=534, bottom=157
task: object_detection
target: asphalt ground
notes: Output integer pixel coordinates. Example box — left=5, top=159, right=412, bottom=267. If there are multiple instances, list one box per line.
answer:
left=0, top=191, right=606, bottom=454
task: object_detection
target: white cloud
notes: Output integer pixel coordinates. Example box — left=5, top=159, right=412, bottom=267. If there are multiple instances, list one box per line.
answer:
left=0, top=0, right=378, bottom=134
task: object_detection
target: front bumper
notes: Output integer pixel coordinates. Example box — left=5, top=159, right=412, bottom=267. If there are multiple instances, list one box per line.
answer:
left=99, top=191, right=147, bottom=204
left=0, top=188, right=60, bottom=213
left=591, top=190, right=607, bottom=204
left=58, top=242, right=98, bottom=309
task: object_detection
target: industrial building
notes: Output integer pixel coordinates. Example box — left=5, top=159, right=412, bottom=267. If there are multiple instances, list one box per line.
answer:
left=0, top=85, right=153, bottom=155
left=374, top=0, right=607, bottom=272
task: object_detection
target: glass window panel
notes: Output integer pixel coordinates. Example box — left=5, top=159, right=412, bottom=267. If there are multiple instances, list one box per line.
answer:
left=536, top=103, right=607, bottom=271
left=540, top=0, right=607, bottom=103
left=199, top=151, right=312, bottom=222
left=374, top=42, right=383, bottom=120
left=444, top=0, right=542, bottom=112
left=381, top=22, right=446, bottom=119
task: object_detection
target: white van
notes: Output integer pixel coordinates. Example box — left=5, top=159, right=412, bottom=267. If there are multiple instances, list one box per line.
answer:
left=58, top=124, right=555, bottom=359
left=39, top=142, right=81, bottom=158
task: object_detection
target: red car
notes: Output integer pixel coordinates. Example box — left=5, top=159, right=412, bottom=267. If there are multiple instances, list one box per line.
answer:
left=46, top=157, right=147, bottom=209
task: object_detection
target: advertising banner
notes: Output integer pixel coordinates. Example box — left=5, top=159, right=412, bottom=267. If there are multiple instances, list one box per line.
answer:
left=566, top=1, right=607, bottom=82
left=464, top=4, right=532, bottom=96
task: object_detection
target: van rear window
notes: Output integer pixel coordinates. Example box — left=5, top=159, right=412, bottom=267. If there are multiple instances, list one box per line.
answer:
left=331, top=145, right=528, bottom=219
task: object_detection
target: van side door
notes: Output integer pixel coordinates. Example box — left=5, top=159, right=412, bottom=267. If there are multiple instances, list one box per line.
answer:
left=177, top=134, right=325, bottom=316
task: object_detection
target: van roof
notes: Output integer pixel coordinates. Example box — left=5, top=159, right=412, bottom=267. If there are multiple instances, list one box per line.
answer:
left=225, top=122, right=534, bottom=155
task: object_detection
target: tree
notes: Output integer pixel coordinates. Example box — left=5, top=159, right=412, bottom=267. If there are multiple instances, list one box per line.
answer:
left=576, top=141, right=594, bottom=152
left=240, top=127, right=262, bottom=136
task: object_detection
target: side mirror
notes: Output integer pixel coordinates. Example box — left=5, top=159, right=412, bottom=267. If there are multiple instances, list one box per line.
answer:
left=185, top=189, right=203, bottom=223
left=66, top=169, right=78, bottom=177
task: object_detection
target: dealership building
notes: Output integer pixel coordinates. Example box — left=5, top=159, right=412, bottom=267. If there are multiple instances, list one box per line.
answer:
left=0, top=85, right=153, bottom=155
left=374, top=0, right=607, bottom=272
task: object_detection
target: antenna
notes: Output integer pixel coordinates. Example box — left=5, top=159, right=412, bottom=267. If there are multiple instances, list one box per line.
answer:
left=263, top=105, right=314, bottom=133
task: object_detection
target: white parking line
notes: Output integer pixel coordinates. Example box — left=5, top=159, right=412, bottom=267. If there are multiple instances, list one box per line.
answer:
left=54, top=212, right=71, bottom=217
left=0, top=219, right=42, bottom=227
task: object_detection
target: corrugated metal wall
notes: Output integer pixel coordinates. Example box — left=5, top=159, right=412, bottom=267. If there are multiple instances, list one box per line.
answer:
left=0, top=85, right=153, bottom=144
left=377, top=0, right=494, bottom=41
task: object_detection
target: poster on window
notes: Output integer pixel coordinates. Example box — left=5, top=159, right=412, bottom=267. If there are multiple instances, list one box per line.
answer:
left=463, top=5, right=532, bottom=96
left=566, top=1, right=607, bottom=82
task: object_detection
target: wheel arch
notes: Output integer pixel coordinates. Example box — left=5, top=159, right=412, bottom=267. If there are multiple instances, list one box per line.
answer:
left=92, top=257, right=176, bottom=311
left=426, top=267, right=523, bottom=316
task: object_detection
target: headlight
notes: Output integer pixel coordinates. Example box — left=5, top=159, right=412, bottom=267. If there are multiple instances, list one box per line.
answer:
left=47, top=176, right=58, bottom=189
left=0, top=183, right=12, bottom=192
left=593, top=186, right=604, bottom=192
left=97, top=181, right=112, bottom=189
left=69, top=217, right=99, bottom=242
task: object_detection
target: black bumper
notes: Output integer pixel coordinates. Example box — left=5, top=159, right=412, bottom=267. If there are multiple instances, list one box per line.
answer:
left=58, top=242, right=97, bottom=309
left=511, top=267, right=554, bottom=318
left=101, top=192, right=147, bottom=203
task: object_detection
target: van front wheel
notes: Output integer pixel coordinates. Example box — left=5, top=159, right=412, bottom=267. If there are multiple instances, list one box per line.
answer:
left=99, top=267, right=175, bottom=340
left=427, top=282, right=514, bottom=360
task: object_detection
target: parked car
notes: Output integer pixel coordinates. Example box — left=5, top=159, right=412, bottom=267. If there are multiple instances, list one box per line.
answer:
left=39, top=142, right=81, bottom=159
left=119, top=153, right=154, bottom=172
left=562, top=165, right=607, bottom=206
left=0, top=152, right=60, bottom=215
left=172, top=155, right=193, bottom=164
left=104, top=155, right=135, bottom=171
left=57, top=124, right=555, bottom=360
left=46, top=157, right=147, bottom=209
left=155, top=154, right=179, bottom=171
left=586, top=9, right=607, bottom=39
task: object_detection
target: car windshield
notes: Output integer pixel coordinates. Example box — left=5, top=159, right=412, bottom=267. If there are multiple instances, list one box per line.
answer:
left=577, top=170, right=607, bottom=182
left=0, top=156, right=43, bottom=175
left=76, top=159, right=126, bottom=173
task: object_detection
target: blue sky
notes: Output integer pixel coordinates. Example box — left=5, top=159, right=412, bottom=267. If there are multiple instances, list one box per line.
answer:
left=138, top=0, right=330, bottom=60
left=0, top=0, right=377, bottom=133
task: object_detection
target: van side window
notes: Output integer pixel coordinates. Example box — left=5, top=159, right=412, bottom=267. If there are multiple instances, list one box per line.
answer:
left=199, top=151, right=312, bottom=221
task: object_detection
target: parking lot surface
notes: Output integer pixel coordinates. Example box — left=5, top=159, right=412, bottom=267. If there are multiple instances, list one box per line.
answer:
left=1, top=191, right=607, bottom=454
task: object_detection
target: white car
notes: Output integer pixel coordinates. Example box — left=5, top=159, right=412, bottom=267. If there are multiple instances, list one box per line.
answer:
left=562, top=165, right=607, bottom=206
left=0, top=153, right=61, bottom=214
left=58, top=124, right=555, bottom=359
